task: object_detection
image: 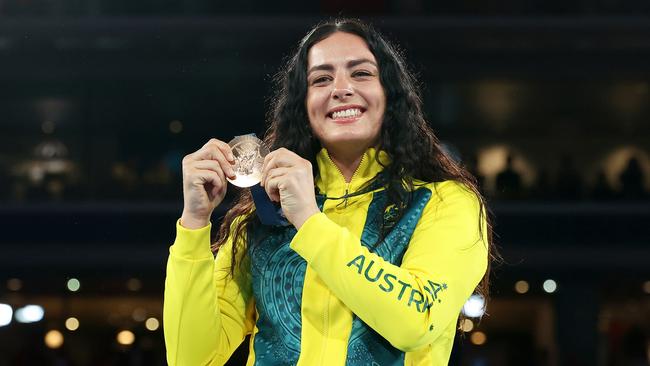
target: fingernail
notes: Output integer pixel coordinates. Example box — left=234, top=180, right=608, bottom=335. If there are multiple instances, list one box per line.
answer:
left=228, top=153, right=235, bottom=161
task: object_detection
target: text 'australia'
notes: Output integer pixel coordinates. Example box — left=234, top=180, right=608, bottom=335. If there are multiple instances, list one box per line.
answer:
left=346, top=254, right=448, bottom=313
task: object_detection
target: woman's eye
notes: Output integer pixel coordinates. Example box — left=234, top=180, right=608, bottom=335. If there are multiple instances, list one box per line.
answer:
left=312, top=76, right=330, bottom=85
left=353, top=71, right=372, bottom=77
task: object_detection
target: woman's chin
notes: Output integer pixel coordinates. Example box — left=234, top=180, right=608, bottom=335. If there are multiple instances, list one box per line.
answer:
left=322, top=136, right=373, bottom=150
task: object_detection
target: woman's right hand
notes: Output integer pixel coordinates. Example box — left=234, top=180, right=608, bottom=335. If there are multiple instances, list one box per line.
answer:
left=180, top=138, right=237, bottom=229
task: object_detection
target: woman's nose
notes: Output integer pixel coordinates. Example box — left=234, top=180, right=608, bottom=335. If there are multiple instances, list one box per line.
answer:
left=331, top=74, right=354, bottom=100
left=331, top=86, right=354, bottom=100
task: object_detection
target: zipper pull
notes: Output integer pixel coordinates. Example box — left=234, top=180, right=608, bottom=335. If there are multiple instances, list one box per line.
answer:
left=343, top=181, right=352, bottom=208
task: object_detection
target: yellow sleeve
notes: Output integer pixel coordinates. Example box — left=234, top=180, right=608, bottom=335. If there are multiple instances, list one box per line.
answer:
left=163, top=218, right=255, bottom=366
left=289, top=181, right=488, bottom=351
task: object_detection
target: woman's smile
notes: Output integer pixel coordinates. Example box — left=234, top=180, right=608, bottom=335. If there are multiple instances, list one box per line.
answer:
left=327, top=104, right=366, bottom=123
left=306, top=32, right=386, bottom=154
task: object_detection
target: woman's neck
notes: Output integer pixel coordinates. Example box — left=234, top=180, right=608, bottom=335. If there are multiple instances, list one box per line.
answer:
left=326, top=145, right=367, bottom=183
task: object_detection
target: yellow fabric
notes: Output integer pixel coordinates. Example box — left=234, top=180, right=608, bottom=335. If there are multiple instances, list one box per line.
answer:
left=164, top=147, right=488, bottom=365
left=164, top=218, right=255, bottom=365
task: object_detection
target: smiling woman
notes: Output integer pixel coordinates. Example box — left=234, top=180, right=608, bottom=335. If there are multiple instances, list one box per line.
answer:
left=306, top=32, right=386, bottom=179
left=164, top=18, right=496, bottom=366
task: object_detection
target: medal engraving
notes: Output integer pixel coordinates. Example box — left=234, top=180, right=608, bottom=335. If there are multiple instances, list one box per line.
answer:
left=227, top=135, right=270, bottom=188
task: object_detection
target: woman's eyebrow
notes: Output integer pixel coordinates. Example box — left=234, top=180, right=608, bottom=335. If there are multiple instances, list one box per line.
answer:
left=307, top=58, right=378, bottom=75
left=347, top=58, right=377, bottom=68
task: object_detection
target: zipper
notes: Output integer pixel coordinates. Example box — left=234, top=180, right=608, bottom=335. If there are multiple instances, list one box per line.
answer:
left=326, top=152, right=366, bottom=208
left=344, top=155, right=365, bottom=207
left=318, top=153, right=366, bottom=363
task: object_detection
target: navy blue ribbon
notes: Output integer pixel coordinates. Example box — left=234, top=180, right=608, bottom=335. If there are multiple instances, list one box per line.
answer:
left=251, top=184, right=290, bottom=226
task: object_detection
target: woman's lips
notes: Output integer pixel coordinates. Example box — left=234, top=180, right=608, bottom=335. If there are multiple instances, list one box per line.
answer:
left=327, top=111, right=364, bottom=124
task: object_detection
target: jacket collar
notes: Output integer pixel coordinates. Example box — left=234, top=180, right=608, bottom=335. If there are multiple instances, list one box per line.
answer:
left=315, top=147, right=390, bottom=198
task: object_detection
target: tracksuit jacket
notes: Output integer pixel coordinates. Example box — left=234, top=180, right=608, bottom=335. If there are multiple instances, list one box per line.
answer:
left=164, top=147, right=488, bottom=365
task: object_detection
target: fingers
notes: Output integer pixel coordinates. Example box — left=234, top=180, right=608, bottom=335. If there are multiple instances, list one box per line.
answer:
left=192, top=167, right=225, bottom=200
left=263, top=167, right=290, bottom=202
left=181, top=139, right=236, bottom=221
left=203, top=138, right=235, bottom=162
left=187, top=139, right=233, bottom=162
left=262, top=148, right=295, bottom=169
left=193, top=160, right=228, bottom=182
left=205, top=171, right=226, bottom=201
left=184, top=139, right=236, bottom=180
left=261, top=148, right=302, bottom=187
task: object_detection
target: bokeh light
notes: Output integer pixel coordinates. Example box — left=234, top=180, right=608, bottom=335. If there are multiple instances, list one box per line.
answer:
left=15, top=305, right=44, bottom=323
left=471, top=331, right=487, bottom=345
left=462, top=294, right=486, bottom=318
left=67, top=278, right=81, bottom=292
left=515, top=280, right=530, bottom=294
left=126, top=278, right=142, bottom=292
left=44, top=330, right=64, bottom=349
left=460, top=318, right=474, bottom=333
left=0, top=304, right=13, bottom=327
left=543, top=279, right=557, bottom=293
left=65, top=317, right=79, bottom=331
left=117, top=330, right=135, bottom=346
left=7, top=278, right=22, bottom=291
left=145, top=317, right=160, bottom=331
left=169, top=120, right=183, bottom=134
left=132, top=308, right=147, bottom=322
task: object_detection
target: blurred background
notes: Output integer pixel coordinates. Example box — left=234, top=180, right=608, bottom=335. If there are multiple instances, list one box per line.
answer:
left=1, top=1, right=649, bottom=365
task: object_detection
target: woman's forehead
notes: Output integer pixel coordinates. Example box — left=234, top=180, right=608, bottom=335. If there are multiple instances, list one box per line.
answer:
left=307, top=32, right=376, bottom=68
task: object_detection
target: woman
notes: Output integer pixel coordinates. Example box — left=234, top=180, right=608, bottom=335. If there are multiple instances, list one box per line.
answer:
left=164, top=18, right=494, bottom=365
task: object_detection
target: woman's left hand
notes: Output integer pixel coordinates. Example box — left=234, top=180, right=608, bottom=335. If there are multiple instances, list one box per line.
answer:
left=260, top=148, right=320, bottom=229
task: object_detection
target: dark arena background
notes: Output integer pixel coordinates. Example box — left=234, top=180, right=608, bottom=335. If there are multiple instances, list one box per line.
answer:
left=1, top=1, right=649, bottom=365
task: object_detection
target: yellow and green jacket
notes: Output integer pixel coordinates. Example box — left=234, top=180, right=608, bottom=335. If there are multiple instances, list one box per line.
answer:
left=164, top=147, right=488, bottom=365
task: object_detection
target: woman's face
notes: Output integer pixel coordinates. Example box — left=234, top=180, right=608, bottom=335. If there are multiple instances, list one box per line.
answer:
left=306, top=32, right=386, bottom=153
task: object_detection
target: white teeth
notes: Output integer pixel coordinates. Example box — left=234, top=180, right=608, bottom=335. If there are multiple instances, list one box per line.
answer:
left=331, top=108, right=361, bottom=119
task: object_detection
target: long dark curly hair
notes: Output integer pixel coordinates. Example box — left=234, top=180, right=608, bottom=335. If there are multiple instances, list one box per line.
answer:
left=212, top=18, right=499, bottom=327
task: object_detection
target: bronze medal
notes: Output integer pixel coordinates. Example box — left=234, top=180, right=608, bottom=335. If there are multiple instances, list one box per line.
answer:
left=226, top=135, right=270, bottom=188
